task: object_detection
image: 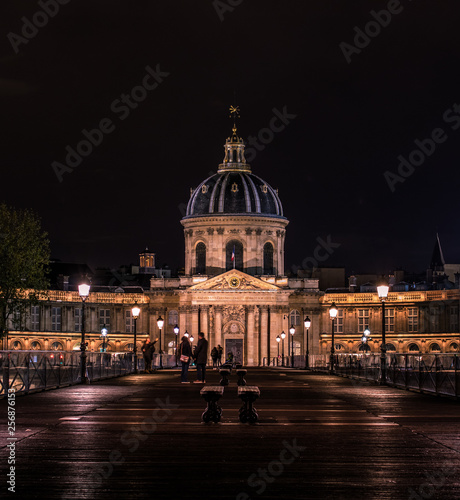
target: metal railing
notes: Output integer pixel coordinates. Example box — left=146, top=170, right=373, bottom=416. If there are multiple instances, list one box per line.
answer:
left=290, top=353, right=459, bottom=398
left=0, top=350, right=135, bottom=397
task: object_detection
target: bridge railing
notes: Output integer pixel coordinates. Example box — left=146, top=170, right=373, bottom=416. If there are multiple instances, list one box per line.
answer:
left=0, top=350, right=135, bottom=397
left=294, top=353, right=459, bottom=397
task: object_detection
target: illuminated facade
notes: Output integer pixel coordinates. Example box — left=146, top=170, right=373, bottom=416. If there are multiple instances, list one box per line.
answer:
left=5, top=122, right=460, bottom=363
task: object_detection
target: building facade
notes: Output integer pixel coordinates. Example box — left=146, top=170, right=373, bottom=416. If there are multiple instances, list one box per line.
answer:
left=4, top=123, right=460, bottom=362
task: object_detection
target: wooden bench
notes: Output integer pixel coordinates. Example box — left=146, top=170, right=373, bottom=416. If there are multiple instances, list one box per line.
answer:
left=236, top=368, right=247, bottom=386
left=238, top=386, right=260, bottom=423
left=219, top=368, right=231, bottom=386
left=200, top=386, right=224, bottom=423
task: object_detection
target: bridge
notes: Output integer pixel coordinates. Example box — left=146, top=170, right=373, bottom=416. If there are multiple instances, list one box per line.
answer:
left=1, top=367, right=459, bottom=499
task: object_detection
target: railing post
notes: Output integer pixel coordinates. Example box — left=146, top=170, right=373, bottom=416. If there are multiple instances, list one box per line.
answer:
left=435, top=354, right=438, bottom=395
left=43, top=353, right=47, bottom=390
left=405, top=355, right=409, bottom=389
left=3, top=352, right=10, bottom=395
left=418, top=356, right=422, bottom=392
left=455, top=354, right=458, bottom=398
left=26, top=353, right=30, bottom=394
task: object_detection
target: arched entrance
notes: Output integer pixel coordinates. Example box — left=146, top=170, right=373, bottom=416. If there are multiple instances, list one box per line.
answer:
left=223, top=320, right=244, bottom=364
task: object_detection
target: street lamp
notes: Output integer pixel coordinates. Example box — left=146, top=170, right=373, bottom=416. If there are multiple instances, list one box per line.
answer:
left=304, top=316, right=311, bottom=369
left=362, top=328, right=371, bottom=352
left=173, top=324, right=179, bottom=366
left=101, top=324, right=108, bottom=352
left=78, top=280, right=90, bottom=384
left=329, top=302, right=338, bottom=374
left=184, top=330, right=189, bottom=338
left=280, top=331, right=286, bottom=367
left=132, top=302, right=140, bottom=373
left=289, top=325, right=295, bottom=368
left=157, top=315, right=164, bottom=369
left=377, top=285, right=389, bottom=385
left=276, top=335, right=281, bottom=365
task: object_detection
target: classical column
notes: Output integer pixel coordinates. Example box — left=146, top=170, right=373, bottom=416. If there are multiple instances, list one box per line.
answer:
left=260, top=306, right=269, bottom=365
left=215, top=306, right=223, bottom=348
left=247, top=306, right=255, bottom=365
left=192, top=305, right=199, bottom=336
left=201, top=306, right=209, bottom=338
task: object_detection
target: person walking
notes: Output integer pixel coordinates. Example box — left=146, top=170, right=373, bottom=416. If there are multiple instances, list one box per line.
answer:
left=193, top=332, right=208, bottom=383
left=179, top=335, right=193, bottom=383
left=211, top=346, right=218, bottom=370
left=141, top=337, right=158, bottom=373
left=217, top=344, right=223, bottom=367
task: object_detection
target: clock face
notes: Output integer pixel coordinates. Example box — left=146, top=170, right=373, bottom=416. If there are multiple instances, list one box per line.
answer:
left=229, top=277, right=240, bottom=289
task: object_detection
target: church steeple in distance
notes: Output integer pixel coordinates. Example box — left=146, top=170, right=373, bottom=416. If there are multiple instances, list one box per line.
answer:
left=219, top=105, right=250, bottom=173
left=430, top=233, right=446, bottom=271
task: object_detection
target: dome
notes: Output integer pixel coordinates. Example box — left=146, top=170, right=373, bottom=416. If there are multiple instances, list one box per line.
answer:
left=185, top=171, right=284, bottom=218
left=183, top=123, right=285, bottom=219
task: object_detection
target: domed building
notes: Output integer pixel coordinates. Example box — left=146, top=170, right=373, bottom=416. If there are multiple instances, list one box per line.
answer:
left=182, top=126, right=288, bottom=277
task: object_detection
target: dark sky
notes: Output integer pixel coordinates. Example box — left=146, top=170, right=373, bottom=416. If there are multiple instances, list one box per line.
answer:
left=2, top=0, right=460, bottom=275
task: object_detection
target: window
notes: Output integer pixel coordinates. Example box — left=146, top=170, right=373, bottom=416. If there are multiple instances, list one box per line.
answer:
left=196, top=242, right=206, bottom=274
left=31, top=305, right=40, bottom=331
left=51, top=342, right=63, bottom=350
left=226, top=240, right=243, bottom=271
left=13, top=341, right=22, bottom=350
left=125, top=310, right=134, bottom=333
left=168, top=310, right=179, bottom=326
left=358, top=309, right=369, bottom=333
left=263, top=242, right=274, bottom=274
left=408, top=343, right=420, bottom=352
left=52, top=307, right=61, bottom=332
left=450, top=306, right=459, bottom=332
left=75, top=308, right=82, bottom=332
left=430, top=343, right=441, bottom=352
left=449, top=342, right=459, bottom=352
left=430, top=306, right=440, bottom=332
left=126, top=343, right=134, bottom=351
left=386, top=343, right=396, bottom=352
left=385, top=308, right=395, bottom=333
left=334, top=309, right=344, bottom=334
left=100, top=309, right=110, bottom=330
left=289, top=310, right=300, bottom=327
left=31, top=341, right=41, bottom=350
left=408, top=308, right=418, bottom=332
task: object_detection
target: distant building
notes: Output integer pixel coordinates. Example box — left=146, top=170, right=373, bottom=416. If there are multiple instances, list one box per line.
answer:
left=4, top=119, right=460, bottom=360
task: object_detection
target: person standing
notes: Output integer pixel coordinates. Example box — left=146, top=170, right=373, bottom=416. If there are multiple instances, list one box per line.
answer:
left=217, top=344, right=223, bottom=367
left=211, top=346, right=218, bottom=370
left=141, top=338, right=157, bottom=373
left=179, top=335, right=193, bottom=383
left=193, top=332, right=208, bottom=383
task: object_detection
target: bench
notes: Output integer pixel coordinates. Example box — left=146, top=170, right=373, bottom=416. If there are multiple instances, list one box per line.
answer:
left=200, top=385, right=224, bottom=423
left=236, top=368, right=247, bottom=386
left=238, top=386, right=260, bottom=423
left=219, top=368, right=231, bottom=386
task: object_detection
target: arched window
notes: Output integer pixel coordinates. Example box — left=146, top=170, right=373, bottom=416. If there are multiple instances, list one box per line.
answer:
left=290, top=310, right=300, bottom=326
left=31, top=341, right=41, bottom=350
left=429, top=343, right=441, bottom=352
left=408, top=343, right=420, bottom=352
left=196, top=242, right=206, bottom=274
left=358, top=343, right=370, bottom=352
left=449, top=342, right=459, bottom=352
left=13, top=341, right=22, bottom=350
left=386, top=343, right=396, bottom=352
left=226, top=240, right=243, bottom=271
left=51, top=342, right=63, bottom=351
left=168, top=310, right=179, bottom=326
left=263, top=242, right=274, bottom=274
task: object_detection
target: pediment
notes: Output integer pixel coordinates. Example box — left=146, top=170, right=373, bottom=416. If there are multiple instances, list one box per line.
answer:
left=188, top=270, right=280, bottom=291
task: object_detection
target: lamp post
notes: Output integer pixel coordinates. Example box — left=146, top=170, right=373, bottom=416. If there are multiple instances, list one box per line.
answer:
left=173, top=324, right=179, bottom=366
left=276, top=335, right=281, bottom=365
left=78, top=281, right=90, bottom=384
left=377, top=285, right=389, bottom=385
left=329, top=302, right=338, bottom=374
left=101, top=325, right=108, bottom=352
left=304, top=316, right=311, bottom=369
left=362, top=328, right=371, bottom=352
left=289, top=325, right=295, bottom=368
left=132, top=302, right=140, bottom=374
left=157, top=315, right=164, bottom=369
left=184, top=330, right=189, bottom=338
left=280, top=331, right=286, bottom=367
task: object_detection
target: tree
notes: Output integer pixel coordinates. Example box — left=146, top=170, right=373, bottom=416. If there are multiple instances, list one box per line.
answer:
left=0, top=204, right=50, bottom=345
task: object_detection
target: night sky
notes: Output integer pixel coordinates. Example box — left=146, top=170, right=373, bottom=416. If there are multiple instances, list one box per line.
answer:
left=2, top=1, right=460, bottom=276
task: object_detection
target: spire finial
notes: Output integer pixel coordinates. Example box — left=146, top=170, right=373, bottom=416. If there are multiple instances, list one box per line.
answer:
left=229, top=104, right=240, bottom=139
